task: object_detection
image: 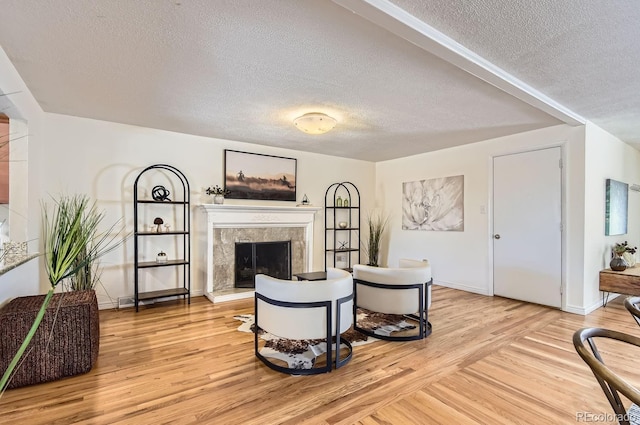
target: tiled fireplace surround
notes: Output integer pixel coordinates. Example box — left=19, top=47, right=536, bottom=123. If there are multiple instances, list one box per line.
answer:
left=200, top=204, right=321, bottom=302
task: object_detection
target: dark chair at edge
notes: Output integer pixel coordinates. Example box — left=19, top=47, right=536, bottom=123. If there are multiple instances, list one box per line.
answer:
left=624, top=296, right=640, bottom=328
left=573, top=327, right=640, bottom=425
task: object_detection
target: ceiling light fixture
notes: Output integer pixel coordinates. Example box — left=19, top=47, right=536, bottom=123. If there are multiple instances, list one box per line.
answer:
left=293, top=112, right=337, bottom=135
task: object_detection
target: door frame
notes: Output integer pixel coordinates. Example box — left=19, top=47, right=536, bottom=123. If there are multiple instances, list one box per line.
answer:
left=488, top=143, right=567, bottom=311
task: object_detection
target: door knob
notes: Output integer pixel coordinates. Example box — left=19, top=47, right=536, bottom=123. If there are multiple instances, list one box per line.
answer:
left=494, top=234, right=501, bottom=239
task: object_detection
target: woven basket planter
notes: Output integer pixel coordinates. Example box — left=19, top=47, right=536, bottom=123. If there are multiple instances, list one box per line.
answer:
left=0, top=290, right=99, bottom=389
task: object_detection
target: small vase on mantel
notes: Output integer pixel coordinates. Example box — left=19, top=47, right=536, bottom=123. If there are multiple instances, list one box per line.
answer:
left=610, top=252, right=628, bottom=271
left=213, top=195, right=225, bottom=205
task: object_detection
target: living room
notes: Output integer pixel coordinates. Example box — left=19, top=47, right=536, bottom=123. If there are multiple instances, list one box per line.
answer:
left=2, top=71, right=638, bottom=316
left=1, top=1, right=640, bottom=423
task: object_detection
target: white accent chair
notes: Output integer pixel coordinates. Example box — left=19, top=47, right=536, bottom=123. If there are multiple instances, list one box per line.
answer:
left=254, top=268, right=354, bottom=375
left=352, top=259, right=432, bottom=341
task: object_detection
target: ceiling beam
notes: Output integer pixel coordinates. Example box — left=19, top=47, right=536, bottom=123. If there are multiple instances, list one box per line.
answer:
left=333, top=0, right=585, bottom=126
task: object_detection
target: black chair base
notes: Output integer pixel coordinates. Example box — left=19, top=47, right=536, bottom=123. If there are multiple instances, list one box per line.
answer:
left=355, top=317, right=432, bottom=341
left=353, top=278, right=432, bottom=341
left=255, top=337, right=353, bottom=375
left=254, top=291, right=354, bottom=375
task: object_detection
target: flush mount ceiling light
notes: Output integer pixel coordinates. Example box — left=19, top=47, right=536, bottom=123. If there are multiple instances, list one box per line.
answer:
left=293, top=112, right=337, bottom=135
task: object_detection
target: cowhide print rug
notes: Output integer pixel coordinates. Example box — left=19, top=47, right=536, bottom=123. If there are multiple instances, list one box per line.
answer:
left=234, top=308, right=418, bottom=370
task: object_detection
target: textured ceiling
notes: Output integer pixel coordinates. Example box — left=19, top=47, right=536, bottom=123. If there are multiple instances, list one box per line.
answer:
left=391, top=0, right=640, bottom=146
left=0, top=0, right=635, bottom=161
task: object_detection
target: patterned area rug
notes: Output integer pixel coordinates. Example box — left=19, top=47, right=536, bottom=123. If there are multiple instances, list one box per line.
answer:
left=234, top=309, right=418, bottom=370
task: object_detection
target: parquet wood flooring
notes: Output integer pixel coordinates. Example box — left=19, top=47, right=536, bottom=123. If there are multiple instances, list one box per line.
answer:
left=1, top=286, right=639, bottom=424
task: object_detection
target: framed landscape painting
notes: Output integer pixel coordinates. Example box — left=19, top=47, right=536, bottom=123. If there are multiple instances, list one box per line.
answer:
left=224, top=150, right=297, bottom=201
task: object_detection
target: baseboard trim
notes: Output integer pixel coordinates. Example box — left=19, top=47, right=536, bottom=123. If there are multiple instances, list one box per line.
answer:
left=99, top=289, right=204, bottom=310
left=434, top=280, right=492, bottom=296
left=204, top=289, right=254, bottom=304
left=564, top=293, right=620, bottom=315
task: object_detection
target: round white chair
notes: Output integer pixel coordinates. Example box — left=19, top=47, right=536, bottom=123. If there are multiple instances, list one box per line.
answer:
left=254, top=268, right=354, bottom=374
left=352, top=259, right=432, bottom=341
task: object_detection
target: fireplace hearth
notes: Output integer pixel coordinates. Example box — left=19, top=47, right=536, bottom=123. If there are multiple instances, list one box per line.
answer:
left=200, top=204, right=321, bottom=303
left=235, top=241, right=291, bottom=288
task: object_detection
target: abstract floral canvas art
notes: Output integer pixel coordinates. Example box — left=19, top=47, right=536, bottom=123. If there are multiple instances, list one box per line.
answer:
left=402, top=175, right=464, bottom=231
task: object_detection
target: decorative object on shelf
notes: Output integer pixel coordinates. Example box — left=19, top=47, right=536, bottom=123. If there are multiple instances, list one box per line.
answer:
left=338, top=221, right=348, bottom=229
left=402, top=175, right=464, bottom=231
left=343, top=199, right=349, bottom=207
left=605, top=179, right=629, bottom=236
left=336, top=196, right=343, bottom=207
left=156, top=251, right=168, bottom=264
left=610, top=253, right=628, bottom=271
left=293, top=112, right=337, bottom=135
left=338, top=241, right=348, bottom=250
left=153, top=217, right=164, bottom=232
left=164, top=224, right=171, bottom=233
left=624, top=251, right=637, bottom=268
left=611, top=243, right=629, bottom=271
left=205, top=185, right=228, bottom=195
left=151, top=185, right=171, bottom=202
left=224, top=150, right=296, bottom=201
left=206, top=185, right=230, bottom=205
left=613, top=241, right=637, bottom=268
left=2, top=241, right=27, bottom=265
left=364, top=210, right=389, bottom=267
left=297, top=194, right=313, bottom=207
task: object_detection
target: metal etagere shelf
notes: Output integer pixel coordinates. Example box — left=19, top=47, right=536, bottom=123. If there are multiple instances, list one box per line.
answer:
left=133, top=164, right=190, bottom=312
left=324, top=182, right=360, bottom=272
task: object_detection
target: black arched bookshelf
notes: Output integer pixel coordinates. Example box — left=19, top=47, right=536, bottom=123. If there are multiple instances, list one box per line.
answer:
left=133, top=164, right=190, bottom=312
left=324, top=182, right=360, bottom=272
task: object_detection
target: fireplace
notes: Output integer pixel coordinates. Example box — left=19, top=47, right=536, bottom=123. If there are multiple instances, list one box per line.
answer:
left=200, top=204, right=321, bottom=303
left=235, top=240, right=291, bottom=288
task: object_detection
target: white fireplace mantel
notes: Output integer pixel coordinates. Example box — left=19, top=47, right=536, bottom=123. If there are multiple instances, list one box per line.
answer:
left=200, top=204, right=321, bottom=227
left=199, top=204, right=321, bottom=303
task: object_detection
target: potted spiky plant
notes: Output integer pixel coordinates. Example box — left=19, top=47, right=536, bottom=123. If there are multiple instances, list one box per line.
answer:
left=363, top=210, right=389, bottom=267
left=0, top=194, right=124, bottom=393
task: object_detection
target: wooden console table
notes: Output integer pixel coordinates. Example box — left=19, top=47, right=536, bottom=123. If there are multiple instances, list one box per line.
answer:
left=599, top=266, right=640, bottom=306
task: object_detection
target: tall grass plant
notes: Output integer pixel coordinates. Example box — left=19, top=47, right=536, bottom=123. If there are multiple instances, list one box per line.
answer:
left=363, top=210, right=389, bottom=267
left=0, top=194, right=124, bottom=395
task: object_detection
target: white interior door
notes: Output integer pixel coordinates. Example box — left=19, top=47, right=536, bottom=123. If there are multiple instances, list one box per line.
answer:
left=493, top=147, right=562, bottom=308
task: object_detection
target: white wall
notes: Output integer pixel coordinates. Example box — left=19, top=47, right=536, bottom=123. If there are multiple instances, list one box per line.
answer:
left=0, top=46, right=45, bottom=304
left=583, top=122, right=640, bottom=312
left=42, top=113, right=375, bottom=308
left=4, top=38, right=636, bottom=315
left=375, top=124, right=587, bottom=311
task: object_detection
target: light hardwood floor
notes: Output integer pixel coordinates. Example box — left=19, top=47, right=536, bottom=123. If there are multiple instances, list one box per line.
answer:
left=1, top=286, right=639, bottom=424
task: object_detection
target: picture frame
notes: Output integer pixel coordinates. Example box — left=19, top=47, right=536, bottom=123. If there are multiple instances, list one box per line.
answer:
left=605, top=178, right=628, bottom=236
left=402, top=175, right=464, bottom=231
left=224, top=150, right=297, bottom=201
